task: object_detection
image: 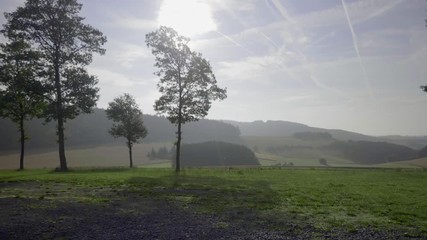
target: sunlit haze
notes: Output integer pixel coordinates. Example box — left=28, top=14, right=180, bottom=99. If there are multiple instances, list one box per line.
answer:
left=158, top=0, right=217, bottom=37
left=1, top=0, right=427, bottom=136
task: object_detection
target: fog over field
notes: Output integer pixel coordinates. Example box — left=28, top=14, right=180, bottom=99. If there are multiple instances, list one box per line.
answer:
left=2, top=0, right=427, bottom=136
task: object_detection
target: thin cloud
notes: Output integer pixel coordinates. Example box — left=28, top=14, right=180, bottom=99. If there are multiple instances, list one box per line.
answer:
left=112, top=42, right=151, bottom=68
left=280, top=95, right=313, bottom=102
left=112, top=16, right=157, bottom=31
left=347, top=0, right=405, bottom=24
left=213, top=30, right=255, bottom=56
left=89, top=68, right=135, bottom=87
left=341, top=0, right=374, bottom=99
left=263, top=1, right=350, bottom=97
left=270, top=0, right=297, bottom=25
left=211, top=0, right=256, bottom=12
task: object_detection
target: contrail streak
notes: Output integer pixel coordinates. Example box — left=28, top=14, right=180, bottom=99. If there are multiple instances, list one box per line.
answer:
left=270, top=0, right=296, bottom=25
left=220, top=1, right=280, bottom=50
left=268, top=0, right=349, bottom=97
left=214, top=30, right=255, bottom=55
left=308, top=31, right=335, bottom=47
left=341, top=0, right=374, bottom=99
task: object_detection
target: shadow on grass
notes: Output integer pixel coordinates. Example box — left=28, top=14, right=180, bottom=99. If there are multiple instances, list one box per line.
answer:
left=49, top=167, right=135, bottom=174
left=125, top=174, right=280, bottom=214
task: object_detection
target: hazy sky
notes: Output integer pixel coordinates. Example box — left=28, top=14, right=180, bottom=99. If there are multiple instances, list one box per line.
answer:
left=1, top=0, right=427, bottom=136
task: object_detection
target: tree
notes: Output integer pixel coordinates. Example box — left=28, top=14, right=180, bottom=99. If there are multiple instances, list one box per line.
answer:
left=0, top=38, right=45, bottom=170
left=106, top=93, right=147, bottom=168
left=146, top=26, right=227, bottom=172
left=147, top=148, right=157, bottom=160
left=3, top=0, right=107, bottom=171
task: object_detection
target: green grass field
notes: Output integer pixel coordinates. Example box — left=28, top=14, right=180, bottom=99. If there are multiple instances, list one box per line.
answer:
left=1, top=167, right=426, bottom=236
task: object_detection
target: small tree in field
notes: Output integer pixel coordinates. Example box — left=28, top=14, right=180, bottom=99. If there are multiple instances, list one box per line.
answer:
left=106, top=94, right=147, bottom=168
left=4, top=0, right=107, bottom=171
left=0, top=38, right=45, bottom=170
left=145, top=26, right=227, bottom=172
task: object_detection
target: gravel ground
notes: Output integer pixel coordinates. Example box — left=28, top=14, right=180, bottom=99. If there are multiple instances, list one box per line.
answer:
left=0, top=183, right=425, bottom=239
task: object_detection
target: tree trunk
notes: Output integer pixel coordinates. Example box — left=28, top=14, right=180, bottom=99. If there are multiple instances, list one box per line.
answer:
left=57, top=116, right=67, bottom=171
left=55, top=61, right=67, bottom=171
left=19, top=116, right=24, bottom=171
left=128, top=141, right=133, bottom=168
left=176, top=119, right=182, bottom=173
left=175, top=74, right=183, bottom=173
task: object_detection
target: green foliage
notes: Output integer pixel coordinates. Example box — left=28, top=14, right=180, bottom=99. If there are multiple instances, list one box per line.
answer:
left=106, top=93, right=147, bottom=145
left=106, top=94, right=147, bottom=168
left=3, top=0, right=107, bottom=171
left=3, top=0, right=106, bottom=120
left=0, top=38, right=45, bottom=124
left=0, top=34, right=46, bottom=169
left=44, top=67, right=100, bottom=121
left=146, top=26, right=227, bottom=172
left=145, top=26, right=227, bottom=125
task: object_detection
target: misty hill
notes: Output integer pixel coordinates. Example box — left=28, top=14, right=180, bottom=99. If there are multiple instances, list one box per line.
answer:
left=225, top=120, right=426, bottom=149
left=2, top=109, right=427, bottom=167
left=292, top=132, right=333, bottom=141
left=0, top=109, right=242, bottom=151
left=225, top=120, right=376, bottom=141
left=254, top=135, right=422, bottom=165
left=380, top=135, right=427, bottom=150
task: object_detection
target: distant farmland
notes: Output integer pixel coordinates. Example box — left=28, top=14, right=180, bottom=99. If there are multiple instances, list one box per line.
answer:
left=0, top=143, right=173, bottom=169
left=1, top=140, right=427, bottom=169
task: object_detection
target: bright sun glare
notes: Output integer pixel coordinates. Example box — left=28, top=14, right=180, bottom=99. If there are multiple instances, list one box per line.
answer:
left=158, top=0, right=217, bottom=37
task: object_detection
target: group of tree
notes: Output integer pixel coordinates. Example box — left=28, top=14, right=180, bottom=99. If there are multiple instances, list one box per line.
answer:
left=327, top=141, right=419, bottom=164
left=177, top=141, right=259, bottom=167
left=0, top=1, right=227, bottom=172
left=110, top=26, right=227, bottom=171
left=147, top=146, right=174, bottom=160
left=0, top=0, right=106, bottom=171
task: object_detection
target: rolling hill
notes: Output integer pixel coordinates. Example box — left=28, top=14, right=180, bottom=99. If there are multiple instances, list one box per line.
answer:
left=0, top=109, right=242, bottom=151
left=2, top=109, right=427, bottom=168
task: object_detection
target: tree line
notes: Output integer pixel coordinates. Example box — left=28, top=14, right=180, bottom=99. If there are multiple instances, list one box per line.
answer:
left=0, top=110, right=242, bottom=151
left=0, top=0, right=227, bottom=172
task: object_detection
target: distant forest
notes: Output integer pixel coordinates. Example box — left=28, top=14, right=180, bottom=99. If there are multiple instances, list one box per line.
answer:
left=327, top=141, right=421, bottom=164
left=178, top=142, right=260, bottom=167
left=0, top=108, right=242, bottom=151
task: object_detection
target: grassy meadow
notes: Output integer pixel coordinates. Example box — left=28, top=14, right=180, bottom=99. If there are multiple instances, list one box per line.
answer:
left=0, top=167, right=426, bottom=236
left=1, top=136, right=426, bottom=236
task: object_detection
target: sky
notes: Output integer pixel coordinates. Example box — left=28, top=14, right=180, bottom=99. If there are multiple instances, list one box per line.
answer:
left=1, top=0, right=427, bottom=136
